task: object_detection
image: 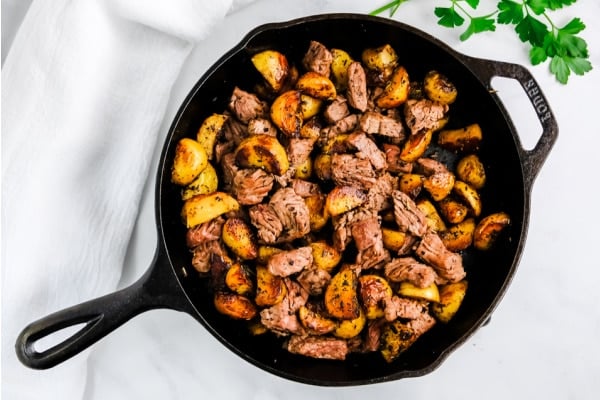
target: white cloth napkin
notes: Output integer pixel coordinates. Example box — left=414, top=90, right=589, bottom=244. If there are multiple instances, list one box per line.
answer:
left=1, top=0, right=256, bottom=398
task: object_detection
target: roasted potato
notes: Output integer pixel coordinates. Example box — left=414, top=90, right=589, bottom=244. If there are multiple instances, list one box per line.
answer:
left=222, top=218, right=258, bottom=260
left=330, top=48, right=354, bottom=89
left=181, top=162, right=218, bottom=200
left=321, top=134, right=350, bottom=155
left=453, top=180, right=482, bottom=217
left=214, top=292, right=257, bottom=320
left=181, top=192, right=240, bottom=228
left=359, top=274, right=393, bottom=319
left=235, top=134, right=290, bottom=175
left=251, top=49, right=289, bottom=92
left=375, top=65, right=410, bottom=109
left=473, top=212, right=511, bottom=250
left=310, top=241, right=341, bottom=273
left=325, top=267, right=361, bottom=320
left=400, top=129, right=433, bottom=163
left=225, top=263, right=254, bottom=295
left=294, top=157, right=312, bottom=179
left=423, top=70, right=457, bottom=105
left=397, top=282, right=440, bottom=303
left=440, top=218, right=476, bottom=252
left=438, top=197, right=469, bottom=224
left=325, top=185, right=367, bottom=217
left=438, top=123, right=483, bottom=152
left=255, top=265, right=287, bottom=307
left=423, top=171, right=455, bottom=201
left=196, top=114, right=228, bottom=160
left=300, top=94, right=323, bottom=120
left=313, top=153, right=332, bottom=180
left=270, top=90, right=303, bottom=137
left=304, top=194, right=329, bottom=231
left=295, top=71, right=337, bottom=101
left=381, top=228, right=409, bottom=253
left=298, top=305, right=336, bottom=335
left=398, top=173, right=424, bottom=197
left=431, top=280, right=468, bottom=323
left=416, top=199, right=447, bottom=233
left=380, top=320, right=417, bottom=363
left=456, top=154, right=486, bottom=189
left=361, top=44, right=398, bottom=80
left=333, top=308, right=366, bottom=339
left=171, top=138, right=209, bottom=186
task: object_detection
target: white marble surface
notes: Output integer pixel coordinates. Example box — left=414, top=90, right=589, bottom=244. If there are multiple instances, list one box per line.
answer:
left=6, top=0, right=600, bottom=399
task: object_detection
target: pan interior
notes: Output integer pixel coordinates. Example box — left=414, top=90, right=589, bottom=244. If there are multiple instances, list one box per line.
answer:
left=158, top=15, right=525, bottom=385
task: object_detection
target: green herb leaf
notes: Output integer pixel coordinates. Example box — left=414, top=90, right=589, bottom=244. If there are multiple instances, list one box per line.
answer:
left=497, top=0, right=523, bottom=24
left=435, top=7, right=465, bottom=28
left=550, top=55, right=570, bottom=84
left=565, top=56, right=593, bottom=76
left=464, top=0, right=480, bottom=8
left=459, top=15, right=497, bottom=41
left=530, top=46, right=548, bottom=65
left=515, top=15, right=548, bottom=46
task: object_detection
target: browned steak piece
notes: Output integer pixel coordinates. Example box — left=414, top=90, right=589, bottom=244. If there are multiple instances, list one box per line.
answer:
left=407, top=311, right=436, bottom=336
left=415, top=231, right=465, bottom=283
left=331, top=153, right=376, bottom=189
left=382, top=143, right=413, bottom=174
left=267, top=246, right=313, bottom=277
left=186, top=216, right=225, bottom=248
left=384, top=257, right=437, bottom=288
left=403, top=98, right=448, bottom=135
left=297, top=266, right=331, bottom=296
left=287, top=138, right=315, bottom=167
left=287, top=335, right=348, bottom=360
left=232, top=168, right=274, bottom=205
left=191, top=241, right=226, bottom=274
left=260, top=278, right=308, bottom=336
left=359, top=111, right=405, bottom=139
left=392, top=190, right=428, bottom=237
left=222, top=114, right=248, bottom=146
left=323, top=95, right=350, bottom=123
left=269, top=187, right=311, bottom=243
left=247, top=117, right=277, bottom=136
left=318, top=114, right=359, bottom=147
left=363, top=319, right=386, bottom=352
left=228, top=86, right=268, bottom=124
left=365, top=173, right=397, bottom=212
left=347, top=132, right=387, bottom=171
left=291, top=179, right=321, bottom=198
left=249, top=203, right=283, bottom=244
left=383, top=296, right=428, bottom=321
left=332, top=207, right=375, bottom=252
left=219, top=152, right=239, bottom=190
left=302, top=40, right=333, bottom=78
left=346, top=61, right=368, bottom=112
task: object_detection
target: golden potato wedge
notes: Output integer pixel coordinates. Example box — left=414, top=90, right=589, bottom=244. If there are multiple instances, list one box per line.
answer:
left=214, top=292, right=257, bottom=320
left=313, top=153, right=332, bottom=180
left=359, top=274, right=393, bottom=320
left=416, top=199, right=447, bottom=233
left=423, top=70, right=458, bottom=105
left=361, top=44, right=398, bottom=78
left=456, top=154, right=486, bottom=189
left=298, top=305, right=336, bottom=335
left=295, top=71, right=337, bottom=101
left=225, top=263, right=254, bottom=295
left=300, top=94, right=323, bottom=120
left=333, top=308, right=366, bottom=339
left=270, top=90, right=303, bottom=137
left=304, top=194, right=329, bottom=232
left=325, top=268, right=361, bottom=320
left=376, top=65, right=410, bottom=109
left=181, top=192, right=240, bottom=228
left=440, top=218, right=476, bottom=252
left=256, top=245, right=284, bottom=264
left=453, top=180, right=482, bottom=217
left=251, top=49, right=289, bottom=92
left=294, top=157, right=312, bottom=179
left=438, top=197, right=469, bottom=224
left=171, top=138, right=209, bottom=186
left=380, top=320, right=417, bottom=363
left=381, top=227, right=409, bottom=253
left=325, top=185, right=367, bottom=217
left=438, top=123, right=483, bottom=152
left=398, top=173, right=424, bottom=197
left=400, top=129, right=433, bottom=163
left=222, top=218, right=258, bottom=260
left=330, top=48, right=354, bottom=89
left=310, top=241, right=341, bottom=273
left=196, top=113, right=228, bottom=160
left=423, top=171, right=455, bottom=202
left=398, top=281, right=440, bottom=303
left=299, top=117, right=322, bottom=141
left=234, top=134, right=289, bottom=175
left=181, top=162, right=218, bottom=200
left=255, top=265, right=287, bottom=307
left=431, top=280, right=468, bottom=323
left=321, top=134, right=350, bottom=155
left=473, top=212, right=511, bottom=250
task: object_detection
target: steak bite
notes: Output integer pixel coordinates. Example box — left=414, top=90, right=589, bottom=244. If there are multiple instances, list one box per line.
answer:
left=287, top=335, right=349, bottom=360
left=260, top=278, right=309, bottom=336
left=346, top=132, right=387, bottom=171
left=269, top=187, right=311, bottom=242
left=365, top=173, right=397, bottom=212
left=392, top=190, right=428, bottom=237
left=267, top=246, right=313, bottom=277
left=324, top=95, right=350, bottom=124
left=228, top=86, right=268, bottom=124
left=352, top=216, right=390, bottom=270
left=318, top=114, right=359, bottom=147
left=384, top=257, right=437, bottom=288
left=302, top=40, right=333, bottom=78
left=287, top=138, right=315, bottom=167
left=297, top=266, right=332, bottom=296
left=383, top=296, right=428, bottom=321
left=331, top=153, right=377, bottom=189
left=415, top=231, right=466, bottom=283
left=291, top=179, right=321, bottom=198
left=332, top=207, right=376, bottom=252
left=403, top=98, right=448, bottom=135
left=247, top=117, right=278, bottom=136
left=191, top=241, right=226, bottom=274
left=383, top=143, right=413, bottom=174
left=186, top=216, right=225, bottom=248
left=346, top=61, right=368, bottom=112
left=232, top=168, right=274, bottom=205
left=249, top=204, right=283, bottom=244
left=359, top=111, right=405, bottom=139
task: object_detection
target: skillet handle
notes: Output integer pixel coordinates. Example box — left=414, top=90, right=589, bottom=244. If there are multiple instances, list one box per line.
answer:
left=15, top=245, right=192, bottom=370
left=465, top=57, right=559, bottom=189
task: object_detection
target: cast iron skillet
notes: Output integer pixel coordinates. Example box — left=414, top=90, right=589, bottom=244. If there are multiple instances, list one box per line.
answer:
left=16, top=14, right=558, bottom=386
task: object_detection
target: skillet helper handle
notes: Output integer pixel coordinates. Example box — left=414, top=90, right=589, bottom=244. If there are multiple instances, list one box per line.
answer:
left=16, top=248, right=190, bottom=370
left=466, top=57, right=559, bottom=189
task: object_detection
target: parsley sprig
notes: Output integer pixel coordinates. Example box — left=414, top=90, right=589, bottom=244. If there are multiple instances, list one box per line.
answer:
left=369, top=0, right=592, bottom=84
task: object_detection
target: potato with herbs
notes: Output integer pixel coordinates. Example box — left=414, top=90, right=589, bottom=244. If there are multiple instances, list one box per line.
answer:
left=171, top=138, right=208, bottom=186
